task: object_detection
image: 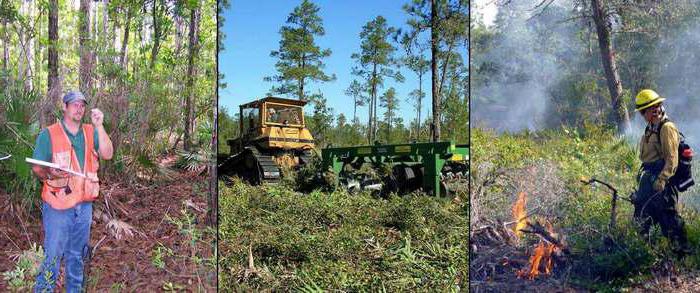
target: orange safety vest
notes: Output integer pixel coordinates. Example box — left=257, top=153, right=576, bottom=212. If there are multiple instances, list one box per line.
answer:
left=41, top=122, right=100, bottom=210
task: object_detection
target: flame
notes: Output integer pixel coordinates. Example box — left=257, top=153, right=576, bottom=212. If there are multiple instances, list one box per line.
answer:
left=517, top=222, right=558, bottom=280
left=512, top=192, right=527, bottom=238
left=511, top=192, right=560, bottom=279
left=517, top=241, right=556, bottom=279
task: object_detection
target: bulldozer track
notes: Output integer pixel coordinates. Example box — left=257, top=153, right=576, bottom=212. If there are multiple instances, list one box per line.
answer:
left=219, top=146, right=281, bottom=184
left=250, top=148, right=282, bottom=183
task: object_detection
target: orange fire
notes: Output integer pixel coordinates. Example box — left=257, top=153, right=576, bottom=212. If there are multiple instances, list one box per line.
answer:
left=512, top=192, right=527, bottom=238
left=511, top=192, right=559, bottom=279
left=517, top=241, right=556, bottom=279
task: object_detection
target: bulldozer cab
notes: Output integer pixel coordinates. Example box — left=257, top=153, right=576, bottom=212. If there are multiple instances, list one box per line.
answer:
left=239, top=97, right=308, bottom=136
left=264, top=103, right=304, bottom=126
left=221, top=97, right=316, bottom=184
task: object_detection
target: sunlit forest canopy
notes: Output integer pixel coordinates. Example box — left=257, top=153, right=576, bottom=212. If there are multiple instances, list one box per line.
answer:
left=0, top=0, right=217, bottom=203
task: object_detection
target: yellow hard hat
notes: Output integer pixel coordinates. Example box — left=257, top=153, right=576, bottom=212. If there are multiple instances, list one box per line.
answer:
left=635, top=89, right=665, bottom=111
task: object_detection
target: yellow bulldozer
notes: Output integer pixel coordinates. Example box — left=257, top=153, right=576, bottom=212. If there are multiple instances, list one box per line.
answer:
left=219, top=96, right=316, bottom=184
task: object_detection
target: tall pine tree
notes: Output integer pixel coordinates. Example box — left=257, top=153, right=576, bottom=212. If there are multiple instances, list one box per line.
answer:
left=266, top=0, right=335, bottom=101
left=403, top=0, right=468, bottom=141
left=344, top=79, right=366, bottom=125
left=380, top=87, right=398, bottom=142
left=351, top=16, right=404, bottom=143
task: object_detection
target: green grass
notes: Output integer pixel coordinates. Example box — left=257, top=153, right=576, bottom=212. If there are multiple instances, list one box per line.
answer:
left=218, top=180, right=468, bottom=291
left=472, top=124, right=700, bottom=290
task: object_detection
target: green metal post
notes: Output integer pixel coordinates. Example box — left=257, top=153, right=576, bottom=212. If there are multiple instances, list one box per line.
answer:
left=423, top=153, right=447, bottom=197
left=322, top=149, right=344, bottom=175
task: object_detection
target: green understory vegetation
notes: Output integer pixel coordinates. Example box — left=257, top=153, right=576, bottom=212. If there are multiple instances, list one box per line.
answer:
left=472, top=125, right=700, bottom=290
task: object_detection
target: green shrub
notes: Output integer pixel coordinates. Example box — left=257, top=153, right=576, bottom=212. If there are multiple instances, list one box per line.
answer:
left=2, top=243, right=44, bottom=291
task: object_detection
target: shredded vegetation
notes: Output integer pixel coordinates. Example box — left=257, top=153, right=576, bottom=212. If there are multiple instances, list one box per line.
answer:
left=218, top=177, right=468, bottom=291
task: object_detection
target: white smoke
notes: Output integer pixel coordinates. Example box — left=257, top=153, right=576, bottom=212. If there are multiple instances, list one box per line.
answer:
left=625, top=21, right=700, bottom=148
left=472, top=0, right=581, bottom=132
left=653, top=21, right=700, bottom=206
left=655, top=23, right=700, bottom=146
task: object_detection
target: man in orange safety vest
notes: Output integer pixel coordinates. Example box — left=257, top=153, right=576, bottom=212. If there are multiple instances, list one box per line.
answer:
left=32, top=91, right=113, bottom=292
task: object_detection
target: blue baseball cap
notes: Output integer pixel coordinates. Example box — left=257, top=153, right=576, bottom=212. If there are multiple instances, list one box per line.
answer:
left=63, top=91, right=87, bottom=105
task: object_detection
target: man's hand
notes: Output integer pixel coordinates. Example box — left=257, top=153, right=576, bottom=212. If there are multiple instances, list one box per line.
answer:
left=93, top=108, right=114, bottom=160
left=48, top=167, right=70, bottom=179
left=91, top=108, right=104, bottom=127
left=653, top=178, right=666, bottom=192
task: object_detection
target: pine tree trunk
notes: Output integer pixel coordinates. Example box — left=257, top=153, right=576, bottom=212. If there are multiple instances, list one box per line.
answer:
left=370, top=64, right=378, bottom=143
left=175, top=12, right=183, bottom=54
left=174, top=11, right=184, bottom=111
left=34, top=2, right=42, bottom=91
left=103, top=0, right=109, bottom=45
left=2, top=19, right=8, bottom=79
left=207, top=83, right=217, bottom=226
left=184, top=5, right=200, bottom=151
left=431, top=0, right=441, bottom=142
left=591, top=0, right=630, bottom=132
left=80, top=0, right=93, bottom=96
left=150, top=0, right=161, bottom=69
left=25, top=0, right=35, bottom=91
left=17, top=1, right=26, bottom=82
left=45, top=0, right=61, bottom=127
left=418, top=73, right=422, bottom=140
left=120, top=6, right=132, bottom=69
left=353, top=98, right=357, bottom=125
left=109, top=2, right=117, bottom=64
left=388, top=108, right=392, bottom=141
left=367, top=93, right=372, bottom=143
left=91, top=1, right=97, bottom=43
left=299, top=53, right=305, bottom=100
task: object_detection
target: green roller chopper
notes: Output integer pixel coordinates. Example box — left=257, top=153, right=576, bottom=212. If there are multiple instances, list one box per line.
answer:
left=321, top=141, right=468, bottom=197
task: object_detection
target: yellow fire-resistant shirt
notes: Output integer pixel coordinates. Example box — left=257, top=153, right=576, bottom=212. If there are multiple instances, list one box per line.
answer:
left=639, top=118, right=679, bottom=182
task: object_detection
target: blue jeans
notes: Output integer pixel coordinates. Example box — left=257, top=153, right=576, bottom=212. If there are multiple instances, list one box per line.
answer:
left=35, top=202, right=92, bottom=293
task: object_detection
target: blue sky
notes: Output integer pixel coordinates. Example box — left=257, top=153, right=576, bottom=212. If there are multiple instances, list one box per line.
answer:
left=219, top=0, right=433, bottom=125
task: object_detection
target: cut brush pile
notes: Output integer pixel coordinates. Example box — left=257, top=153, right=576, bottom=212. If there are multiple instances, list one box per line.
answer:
left=470, top=126, right=700, bottom=292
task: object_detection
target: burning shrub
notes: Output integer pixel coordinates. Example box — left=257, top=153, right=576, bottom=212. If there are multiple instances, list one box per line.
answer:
left=470, top=127, right=684, bottom=291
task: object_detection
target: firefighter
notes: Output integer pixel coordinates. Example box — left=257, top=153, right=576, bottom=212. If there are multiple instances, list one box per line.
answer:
left=633, top=89, right=690, bottom=257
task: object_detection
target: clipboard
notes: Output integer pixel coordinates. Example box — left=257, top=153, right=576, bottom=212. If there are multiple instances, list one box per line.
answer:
left=25, top=158, right=87, bottom=178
